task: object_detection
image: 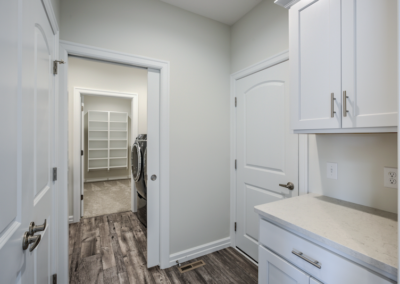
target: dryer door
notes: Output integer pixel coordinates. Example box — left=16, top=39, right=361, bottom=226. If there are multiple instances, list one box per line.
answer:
left=132, top=142, right=142, bottom=182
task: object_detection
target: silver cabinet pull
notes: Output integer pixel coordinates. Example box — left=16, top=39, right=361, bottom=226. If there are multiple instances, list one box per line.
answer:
left=292, top=249, right=321, bottom=269
left=331, top=93, right=336, bottom=117
left=29, top=219, right=46, bottom=236
left=343, top=91, right=348, bottom=117
left=279, top=182, right=294, bottom=190
left=22, top=232, right=41, bottom=252
left=151, top=175, right=157, bottom=181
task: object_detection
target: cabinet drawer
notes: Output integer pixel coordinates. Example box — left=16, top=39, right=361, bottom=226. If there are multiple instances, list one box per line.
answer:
left=259, top=219, right=394, bottom=284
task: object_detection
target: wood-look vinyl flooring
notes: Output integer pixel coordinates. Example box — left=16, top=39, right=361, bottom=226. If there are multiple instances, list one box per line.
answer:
left=69, top=211, right=258, bottom=284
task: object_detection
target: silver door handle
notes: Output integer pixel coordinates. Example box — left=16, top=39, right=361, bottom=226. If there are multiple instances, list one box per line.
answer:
left=331, top=93, right=336, bottom=118
left=22, top=232, right=41, bottom=252
left=343, top=91, right=348, bottom=117
left=29, top=219, right=46, bottom=235
left=279, top=182, right=294, bottom=190
left=151, top=175, right=157, bottom=181
left=292, top=249, right=321, bottom=269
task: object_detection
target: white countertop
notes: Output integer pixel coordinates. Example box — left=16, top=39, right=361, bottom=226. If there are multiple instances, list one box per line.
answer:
left=254, top=194, right=398, bottom=277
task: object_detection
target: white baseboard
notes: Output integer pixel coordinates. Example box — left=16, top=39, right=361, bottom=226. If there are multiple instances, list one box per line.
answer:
left=169, top=237, right=231, bottom=267
left=69, top=216, right=74, bottom=224
left=84, top=176, right=130, bottom=183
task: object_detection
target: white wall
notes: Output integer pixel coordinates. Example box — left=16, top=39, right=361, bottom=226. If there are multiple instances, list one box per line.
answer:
left=83, top=95, right=132, bottom=182
left=68, top=56, right=147, bottom=215
left=230, top=0, right=289, bottom=73
left=231, top=0, right=398, bottom=213
left=50, top=0, right=61, bottom=26
left=61, top=0, right=231, bottom=254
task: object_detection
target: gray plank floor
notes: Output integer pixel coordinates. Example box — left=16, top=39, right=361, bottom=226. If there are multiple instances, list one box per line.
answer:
left=69, top=211, right=258, bottom=283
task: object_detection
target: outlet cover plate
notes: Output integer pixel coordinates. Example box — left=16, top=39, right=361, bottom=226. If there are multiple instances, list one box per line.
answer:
left=327, top=162, right=338, bottom=180
left=384, top=167, right=398, bottom=189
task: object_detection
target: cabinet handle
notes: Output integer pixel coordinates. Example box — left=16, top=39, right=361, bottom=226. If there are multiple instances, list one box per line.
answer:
left=331, top=93, right=336, bottom=118
left=343, top=91, right=348, bottom=117
left=292, top=249, right=322, bottom=269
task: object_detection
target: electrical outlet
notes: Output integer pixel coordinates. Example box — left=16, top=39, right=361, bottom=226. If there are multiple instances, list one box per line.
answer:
left=327, top=162, right=338, bottom=180
left=384, top=167, right=398, bottom=189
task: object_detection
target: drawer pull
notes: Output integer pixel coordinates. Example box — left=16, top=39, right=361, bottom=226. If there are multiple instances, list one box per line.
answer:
left=292, top=249, right=321, bottom=269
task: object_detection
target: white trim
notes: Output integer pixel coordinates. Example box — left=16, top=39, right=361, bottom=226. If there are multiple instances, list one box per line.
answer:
left=294, top=126, right=397, bottom=134
left=229, top=51, right=308, bottom=248
left=84, top=176, right=130, bottom=183
left=68, top=216, right=74, bottom=224
left=73, top=88, right=139, bottom=222
left=274, top=0, right=301, bottom=9
left=59, top=41, right=170, bottom=271
left=169, top=237, right=231, bottom=266
left=41, top=0, right=59, bottom=33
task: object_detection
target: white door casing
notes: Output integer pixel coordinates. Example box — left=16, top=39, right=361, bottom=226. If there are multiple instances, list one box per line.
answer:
left=290, top=0, right=342, bottom=130
left=81, top=101, right=84, bottom=216
left=0, top=0, right=56, bottom=283
left=342, top=0, right=398, bottom=128
left=235, top=60, right=298, bottom=261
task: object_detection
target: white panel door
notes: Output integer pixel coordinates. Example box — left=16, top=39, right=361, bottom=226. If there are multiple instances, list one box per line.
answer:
left=342, top=0, right=398, bottom=128
left=236, top=61, right=298, bottom=261
left=310, top=278, right=323, bottom=284
left=146, top=69, right=160, bottom=268
left=290, top=0, right=342, bottom=130
left=259, top=245, right=310, bottom=284
left=81, top=102, right=85, bottom=215
left=0, top=0, right=56, bottom=283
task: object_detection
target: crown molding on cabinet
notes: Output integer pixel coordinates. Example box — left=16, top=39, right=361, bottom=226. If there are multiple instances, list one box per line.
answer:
left=274, top=0, right=301, bottom=9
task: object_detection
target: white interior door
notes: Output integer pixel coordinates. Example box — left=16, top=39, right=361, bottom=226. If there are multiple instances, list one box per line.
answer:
left=146, top=68, right=160, bottom=268
left=235, top=61, right=298, bottom=261
left=0, top=0, right=56, bottom=283
left=81, top=101, right=84, bottom=216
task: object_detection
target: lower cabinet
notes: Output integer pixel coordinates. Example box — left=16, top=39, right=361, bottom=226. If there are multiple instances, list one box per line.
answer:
left=259, top=245, right=315, bottom=284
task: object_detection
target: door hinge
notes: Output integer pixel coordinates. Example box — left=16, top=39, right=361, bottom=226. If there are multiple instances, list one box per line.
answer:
left=234, top=222, right=237, bottom=232
left=52, top=274, right=57, bottom=284
left=52, top=167, right=57, bottom=181
left=81, top=150, right=84, bottom=156
left=235, top=159, right=237, bottom=170
left=53, top=60, right=65, bottom=75
left=81, top=194, right=83, bottom=201
left=235, top=97, right=237, bottom=107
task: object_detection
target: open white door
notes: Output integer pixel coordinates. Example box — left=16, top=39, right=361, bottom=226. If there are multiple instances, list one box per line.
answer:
left=0, top=0, right=56, bottom=283
left=81, top=101, right=84, bottom=216
left=146, top=69, right=160, bottom=268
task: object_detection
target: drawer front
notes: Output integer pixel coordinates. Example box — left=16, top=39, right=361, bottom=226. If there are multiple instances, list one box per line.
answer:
left=259, top=219, right=393, bottom=284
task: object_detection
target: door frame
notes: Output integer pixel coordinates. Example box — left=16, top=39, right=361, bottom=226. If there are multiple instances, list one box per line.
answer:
left=72, top=88, right=139, bottom=221
left=57, top=41, right=171, bottom=283
left=229, top=50, right=308, bottom=248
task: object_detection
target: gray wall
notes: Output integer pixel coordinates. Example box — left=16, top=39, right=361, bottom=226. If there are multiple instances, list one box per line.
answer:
left=67, top=56, right=148, bottom=215
left=231, top=0, right=398, bottom=213
left=61, top=0, right=231, bottom=254
left=51, top=0, right=61, bottom=27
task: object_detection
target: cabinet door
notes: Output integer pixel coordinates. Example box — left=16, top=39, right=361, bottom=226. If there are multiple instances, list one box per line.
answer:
left=290, top=0, right=342, bottom=130
left=342, top=0, right=398, bottom=128
left=310, top=278, right=322, bottom=284
left=259, top=245, right=310, bottom=284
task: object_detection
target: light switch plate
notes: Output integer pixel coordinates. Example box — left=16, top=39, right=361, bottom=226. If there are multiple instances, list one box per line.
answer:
left=327, top=162, right=338, bottom=180
left=384, top=167, right=398, bottom=189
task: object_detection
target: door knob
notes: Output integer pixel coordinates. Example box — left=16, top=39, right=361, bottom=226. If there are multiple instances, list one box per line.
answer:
left=279, top=182, right=294, bottom=190
left=29, top=219, right=46, bottom=235
left=22, top=232, right=41, bottom=252
left=151, top=175, right=157, bottom=181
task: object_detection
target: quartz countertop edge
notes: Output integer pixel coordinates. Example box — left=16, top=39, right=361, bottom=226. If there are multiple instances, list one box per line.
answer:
left=254, top=194, right=398, bottom=277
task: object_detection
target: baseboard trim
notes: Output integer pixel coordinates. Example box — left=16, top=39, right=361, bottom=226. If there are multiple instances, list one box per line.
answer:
left=169, top=237, right=230, bottom=267
left=84, top=176, right=130, bottom=183
left=69, top=216, right=74, bottom=224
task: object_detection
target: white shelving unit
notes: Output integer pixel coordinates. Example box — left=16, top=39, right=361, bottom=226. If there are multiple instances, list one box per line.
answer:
left=88, top=110, right=128, bottom=171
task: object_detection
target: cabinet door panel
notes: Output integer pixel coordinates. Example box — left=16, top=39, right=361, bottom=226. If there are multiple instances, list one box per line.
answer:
left=342, top=0, right=398, bottom=128
left=259, top=245, right=310, bottom=284
left=310, top=278, right=322, bottom=284
left=290, top=0, right=342, bottom=130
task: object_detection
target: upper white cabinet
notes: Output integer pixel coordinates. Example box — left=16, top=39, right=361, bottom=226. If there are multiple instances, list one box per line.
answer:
left=288, top=0, right=398, bottom=133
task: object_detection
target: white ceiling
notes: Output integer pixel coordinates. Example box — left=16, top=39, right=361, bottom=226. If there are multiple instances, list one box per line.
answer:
left=159, top=0, right=263, bottom=25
